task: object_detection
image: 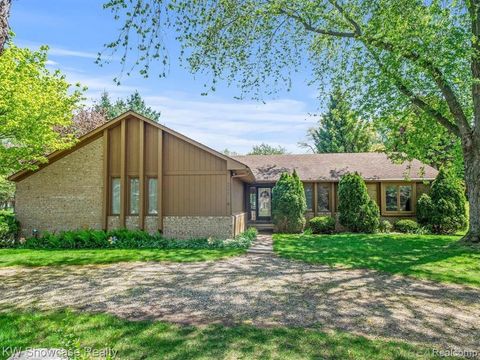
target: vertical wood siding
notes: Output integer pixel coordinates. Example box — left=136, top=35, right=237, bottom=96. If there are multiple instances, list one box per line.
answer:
left=231, top=177, right=245, bottom=215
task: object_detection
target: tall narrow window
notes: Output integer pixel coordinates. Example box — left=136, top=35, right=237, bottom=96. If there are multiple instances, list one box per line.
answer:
left=386, top=185, right=399, bottom=211
left=111, top=178, right=121, bottom=215
left=147, top=178, right=158, bottom=215
left=304, top=183, right=313, bottom=211
left=317, top=184, right=330, bottom=212
left=129, top=178, right=140, bottom=215
left=249, top=187, right=257, bottom=221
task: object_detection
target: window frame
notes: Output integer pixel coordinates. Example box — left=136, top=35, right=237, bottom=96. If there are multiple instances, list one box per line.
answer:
left=146, top=177, right=158, bottom=215
left=128, top=177, right=140, bottom=215
left=110, top=177, right=121, bottom=215
left=304, top=183, right=314, bottom=211
left=380, top=182, right=416, bottom=216
left=316, top=183, right=332, bottom=213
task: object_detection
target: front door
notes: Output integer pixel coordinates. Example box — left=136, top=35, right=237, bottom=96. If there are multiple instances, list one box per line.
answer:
left=256, top=187, right=272, bottom=221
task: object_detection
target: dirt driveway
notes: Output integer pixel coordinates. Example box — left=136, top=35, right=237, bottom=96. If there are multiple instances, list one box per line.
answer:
left=0, top=235, right=479, bottom=354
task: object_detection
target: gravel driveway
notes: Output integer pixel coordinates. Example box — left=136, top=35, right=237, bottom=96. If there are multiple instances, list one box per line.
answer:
left=0, top=234, right=479, bottom=354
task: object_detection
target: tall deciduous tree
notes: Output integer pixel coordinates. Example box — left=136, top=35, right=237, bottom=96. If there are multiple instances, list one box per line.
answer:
left=300, top=87, right=375, bottom=153
left=94, top=91, right=161, bottom=121
left=0, top=43, right=83, bottom=176
left=248, top=143, right=288, bottom=155
left=101, top=0, right=480, bottom=243
left=0, top=0, right=10, bottom=54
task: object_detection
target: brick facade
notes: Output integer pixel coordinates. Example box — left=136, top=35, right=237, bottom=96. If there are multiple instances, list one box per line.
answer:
left=163, top=216, right=235, bottom=239
left=15, top=138, right=104, bottom=237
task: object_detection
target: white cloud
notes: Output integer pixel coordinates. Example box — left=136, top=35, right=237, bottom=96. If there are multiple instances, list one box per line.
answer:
left=48, top=47, right=98, bottom=59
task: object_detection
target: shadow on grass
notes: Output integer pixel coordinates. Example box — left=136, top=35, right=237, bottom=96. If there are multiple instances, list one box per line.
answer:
left=274, top=233, right=480, bottom=287
left=0, top=248, right=245, bottom=267
left=0, top=307, right=452, bottom=360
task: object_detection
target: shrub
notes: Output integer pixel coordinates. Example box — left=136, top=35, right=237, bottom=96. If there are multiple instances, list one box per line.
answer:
left=338, top=172, right=380, bottom=233
left=394, top=219, right=420, bottom=233
left=0, top=210, right=20, bottom=247
left=309, top=216, right=336, bottom=234
left=416, top=168, right=467, bottom=234
left=272, top=170, right=306, bottom=233
left=379, top=220, right=393, bottom=233
left=23, top=227, right=258, bottom=250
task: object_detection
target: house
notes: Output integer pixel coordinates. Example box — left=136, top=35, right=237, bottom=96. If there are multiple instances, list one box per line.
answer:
left=9, top=111, right=438, bottom=239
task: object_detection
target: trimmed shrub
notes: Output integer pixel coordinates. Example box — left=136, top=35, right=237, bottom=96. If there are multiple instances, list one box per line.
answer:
left=379, top=219, right=393, bottom=233
left=309, top=216, right=335, bottom=234
left=394, top=219, right=419, bottom=233
left=0, top=210, right=20, bottom=247
left=416, top=168, right=467, bottom=234
left=338, top=172, right=380, bottom=233
left=272, top=170, right=306, bottom=233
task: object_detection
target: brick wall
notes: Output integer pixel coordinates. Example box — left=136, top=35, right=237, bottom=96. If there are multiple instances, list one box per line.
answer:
left=15, top=138, right=104, bottom=237
left=163, top=216, right=234, bottom=239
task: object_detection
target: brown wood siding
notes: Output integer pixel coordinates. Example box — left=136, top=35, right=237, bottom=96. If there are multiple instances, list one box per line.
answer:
left=108, top=125, right=121, bottom=176
left=231, top=177, right=245, bottom=215
left=162, top=132, right=229, bottom=216
left=144, top=123, right=158, bottom=176
left=163, top=174, right=228, bottom=216
left=366, top=183, right=379, bottom=205
left=126, top=117, right=140, bottom=175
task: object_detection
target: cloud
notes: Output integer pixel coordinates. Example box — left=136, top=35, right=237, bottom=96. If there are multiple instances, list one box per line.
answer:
left=48, top=47, right=98, bottom=59
left=144, top=93, right=315, bottom=154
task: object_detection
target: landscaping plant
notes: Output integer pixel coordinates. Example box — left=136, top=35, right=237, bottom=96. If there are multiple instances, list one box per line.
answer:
left=309, top=216, right=336, bottom=234
left=272, top=170, right=306, bottom=233
left=416, top=168, right=467, bottom=234
left=394, top=219, right=420, bottom=234
left=0, top=210, right=19, bottom=247
left=338, top=172, right=380, bottom=233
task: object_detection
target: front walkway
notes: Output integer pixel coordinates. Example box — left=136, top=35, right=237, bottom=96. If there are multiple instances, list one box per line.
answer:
left=0, top=234, right=479, bottom=354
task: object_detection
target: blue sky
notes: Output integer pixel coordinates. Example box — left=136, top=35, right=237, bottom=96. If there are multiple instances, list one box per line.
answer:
left=10, top=0, right=320, bottom=154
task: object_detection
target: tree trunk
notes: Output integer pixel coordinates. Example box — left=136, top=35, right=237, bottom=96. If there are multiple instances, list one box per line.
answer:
left=0, top=0, right=11, bottom=54
left=462, top=142, right=480, bottom=243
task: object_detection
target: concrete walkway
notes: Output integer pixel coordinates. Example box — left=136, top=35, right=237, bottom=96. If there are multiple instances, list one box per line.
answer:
left=0, top=234, right=479, bottom=354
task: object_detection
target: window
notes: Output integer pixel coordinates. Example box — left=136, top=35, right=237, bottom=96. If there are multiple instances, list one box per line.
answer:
left=317, top=184, right=330, bottom=212
left=304, top=183, right=313, bottom=211
left=147, top=178, right=158, bottom=215
left=129, top=178, right=140, bottom=215
left=384, top=183, right=414, bottom=213
left=111, top=178, right=121, bottom=215
left=249, top=187, right=257, bottom=221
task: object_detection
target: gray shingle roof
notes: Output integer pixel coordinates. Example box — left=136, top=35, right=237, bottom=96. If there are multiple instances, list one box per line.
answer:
left=232, top=153, right=438, bottom=182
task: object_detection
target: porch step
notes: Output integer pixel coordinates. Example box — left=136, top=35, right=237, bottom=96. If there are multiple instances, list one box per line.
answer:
left=250, top=223, right=274, bottom=231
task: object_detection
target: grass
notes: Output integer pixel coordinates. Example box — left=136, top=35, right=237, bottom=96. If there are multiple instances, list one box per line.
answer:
left=274, top=233, right=480, bottom=287
left=0, top=308, right=458, bottom=360
left=0, top=248, right=245, bottom=267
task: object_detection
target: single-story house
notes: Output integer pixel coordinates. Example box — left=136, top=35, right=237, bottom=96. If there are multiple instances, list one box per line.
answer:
left=9, top=111, right=438, bottom=239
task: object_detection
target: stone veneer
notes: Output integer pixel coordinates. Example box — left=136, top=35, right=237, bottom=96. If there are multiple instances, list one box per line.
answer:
left=15, top=138, right=104, bottom=237
left=163, top=216, right=234, bottom=239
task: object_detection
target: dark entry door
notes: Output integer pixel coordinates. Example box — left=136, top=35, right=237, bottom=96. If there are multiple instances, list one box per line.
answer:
left=256, top=187, right=272, bottom=221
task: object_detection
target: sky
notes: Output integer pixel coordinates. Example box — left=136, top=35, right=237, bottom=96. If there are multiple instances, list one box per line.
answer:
left=9, top=0, right=321, bottom=154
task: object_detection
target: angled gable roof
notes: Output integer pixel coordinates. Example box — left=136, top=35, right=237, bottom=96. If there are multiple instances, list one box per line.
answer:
left=9, top=111, right=251, bottom=182
left=233, top=153, right=438, bottom=182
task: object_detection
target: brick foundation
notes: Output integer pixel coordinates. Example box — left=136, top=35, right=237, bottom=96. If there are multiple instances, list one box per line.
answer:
left=163, top=216, right=235, bottom=239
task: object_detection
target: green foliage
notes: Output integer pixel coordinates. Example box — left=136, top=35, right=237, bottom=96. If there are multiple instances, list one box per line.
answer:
left=301, top=87, right=375, bottom=153
left=0, top=176, right=14, bottom=208
left=416, top=168, right=467, bottom=234
left=94, top=91, right=161, bottom=121
left=0, top=210, right=19, bottom=247
left=394, top=219, right=420, bottom=234
left=309, top=216, right=336, bottom=234
left=272, top=171, right=306, bottom=233
left=0, top=42, right=83, bottom=176
left=338, top=173, right=380, bottom=233
left=379, top=220, right=393, bottom=233
left=248, top=143, right=288, bottom=155
left=22, top=228, right=257, bottom=250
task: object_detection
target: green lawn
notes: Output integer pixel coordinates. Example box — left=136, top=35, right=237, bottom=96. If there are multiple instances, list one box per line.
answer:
left=274, top=233, right=480, bottom=287
left=0, top=308, right=457, bottom=360
left=0, top=248, right=244, bottom=267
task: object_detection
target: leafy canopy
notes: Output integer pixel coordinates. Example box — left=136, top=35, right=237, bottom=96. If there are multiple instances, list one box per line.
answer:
left=301, top=87, right=375, bottom=153
left=0, top=43, right=83, bottom=176
left=248, top=143, right=288, bottom=155
left=94, top=91, right=161, bottom=121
